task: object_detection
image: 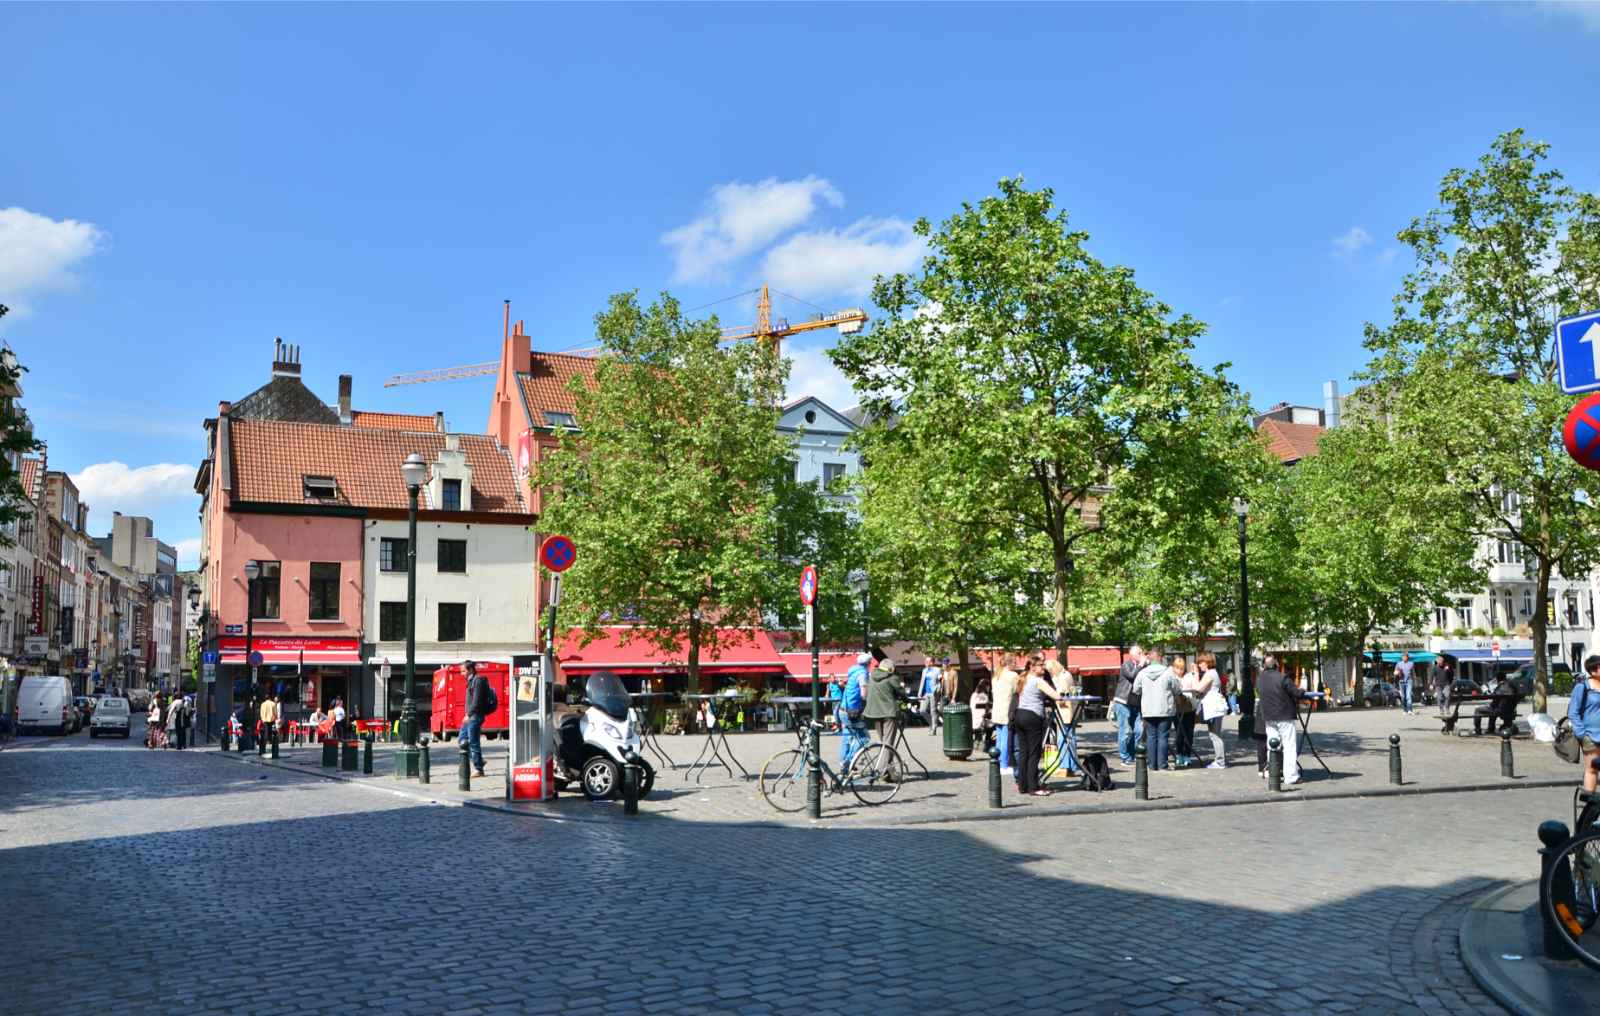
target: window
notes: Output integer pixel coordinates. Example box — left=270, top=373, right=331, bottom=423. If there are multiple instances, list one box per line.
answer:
left=438, top=539, right=466, bottom=573
left=823, top=462, right=847, bottom=488
left=438, top=602, right=466, bottom=641
left=1433, top=607, right=1449, bottom=630
left=441, top=479, right=461, bottom=512
left=303, top=475, right=338, bottom=500
left=379, top=538, right=407, bottom=573
left=1521, top=588, right=1534, bottom=618
left=249, top=561, right=281, bottom=619
left=309, top=562, right=340, bottom=620
left=1455, top=601, right=1473, bottom=630
left=379, top=602, right=407, bottom=642
left=545, top=411, right=577, bottom=430
left=1566, top=595, right=1580, bottom=627
left=1504, top=596, right=1515, bottom=627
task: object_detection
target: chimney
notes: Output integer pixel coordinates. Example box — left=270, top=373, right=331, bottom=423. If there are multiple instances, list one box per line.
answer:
left=272, top=337, right=302, bottom=378
left=1323, top=380, right=1341, bottom=430
left=218, top=400, right=231, bottom=416
left=338, top=375, right=352, bottom=425
left=435, top=411, right=445, bottom=432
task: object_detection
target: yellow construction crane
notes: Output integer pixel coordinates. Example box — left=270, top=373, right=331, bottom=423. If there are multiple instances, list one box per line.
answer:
left=721, top=285, right=867, bottom=356
left=383, top=361, right=498, bottom=387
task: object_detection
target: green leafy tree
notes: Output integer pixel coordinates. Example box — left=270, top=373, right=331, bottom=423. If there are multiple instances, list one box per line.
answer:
left=534, top=292, right=790, bottom=690
left=760, top=468, right=888, bottom=647
left=0, top=306, right=41, bottom=551
left=832, top=178, right=1240, bottom=660
left=1361, top=130, right=1600, bottom=710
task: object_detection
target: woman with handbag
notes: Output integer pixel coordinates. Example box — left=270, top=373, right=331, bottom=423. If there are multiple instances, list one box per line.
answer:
left=1195, top=653, right=1228, bottom=768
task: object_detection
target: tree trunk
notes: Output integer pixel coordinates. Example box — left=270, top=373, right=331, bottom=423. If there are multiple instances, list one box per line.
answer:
left=688, top=612, right=703, bottom=696
left=1353, top=622, right=1374, bottom=708
left=956, top=640, right=973, bottom=703
left=1532, top=557, right=1551, bottom=713
left=1052, top=552, right=1071, bottom=661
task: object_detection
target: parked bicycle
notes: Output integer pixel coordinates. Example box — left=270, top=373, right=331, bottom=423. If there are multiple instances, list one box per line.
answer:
left=759, top=721, right=906, bottom=812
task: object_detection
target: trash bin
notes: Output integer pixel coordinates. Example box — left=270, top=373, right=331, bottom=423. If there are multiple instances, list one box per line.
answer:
left=941, top=703, right=973, bottom=760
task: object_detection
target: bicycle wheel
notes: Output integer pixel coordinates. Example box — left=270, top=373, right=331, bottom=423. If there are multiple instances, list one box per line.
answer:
left=848, top=743, right=905, bottom=806
left=759, top=748, right=809, bottom=813
left=1542, top=827, right=1600, bottom=971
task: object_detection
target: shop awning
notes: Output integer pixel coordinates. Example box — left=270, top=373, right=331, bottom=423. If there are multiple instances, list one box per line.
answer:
left=1362, top=651, right=1439, bottom=663
left=219, top=636, right=362, bottom=667
left=975, top=645, right=1125, bottom=676
left=781, top=652, right=862, bottom=681
left=1443, top=648, right=1532, bottom=662
left=558, top=627, right=786, bottom=677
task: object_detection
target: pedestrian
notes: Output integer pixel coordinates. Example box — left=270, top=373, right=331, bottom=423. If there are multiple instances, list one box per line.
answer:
left=1569, top=655, right=1600, bottom=795
left=1395, top=651, right=1416, bottom=715
left=970, top=678, right=992, bottom=746
left=1013, top=655, right=1066, bottom=797
left=461, top=660, right=489, bottom=778
left=1045, top=659, right=1081, bottom=776
left=1195, top=652, right=1229, bottom=768
left=865, top=658, right=908, bottom=747
left=1435, top=661, right=1454, bottom=716
left=330, top=697, right=347, bottom=741
left=258, top=693, right=278, bottom=749
left=172, top=693, right=189, bottom=750
left=1132, top=651, right=1182, bottom=771
left=164, top=691, right=180, bottom=749
left=1112, top=644, right=1147, bottom=766
left=146, top=693, right=164, bottom=749
left=919, top=658, right=942, bottom=732
left=1473, top=672, right=1517, bottom=736
left=991, top=655, right=1023, bottom=777
left=827, top=672, right=844, bottom=733
left=1173, top=656, right=1199, bottom=768
left=1257, top=655, right=1306, bottom=784
left=840, top=653, right=871, bottom=769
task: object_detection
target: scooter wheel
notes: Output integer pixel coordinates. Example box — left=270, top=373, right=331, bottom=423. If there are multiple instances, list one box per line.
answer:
left=637, top=760, right=655, bottom=799
left=580, top=755, right=621, bottom=801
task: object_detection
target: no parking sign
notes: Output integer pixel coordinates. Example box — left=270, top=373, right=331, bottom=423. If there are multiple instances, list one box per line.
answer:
left=1563, top=392, right=1600, bottom=471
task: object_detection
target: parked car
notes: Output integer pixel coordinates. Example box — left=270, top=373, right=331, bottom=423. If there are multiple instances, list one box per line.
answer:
left=1365, top=681, right=1401, bottom=707
left=1509, top=662, right=1570, bottom=697
left=73, top=696, right=95, bottom=730
left=17, top=675, right=77, bottom=735
left=89, top=696, right=131, bottom=738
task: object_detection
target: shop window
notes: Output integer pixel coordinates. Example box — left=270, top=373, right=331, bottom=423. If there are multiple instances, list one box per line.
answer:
left=309, top=563, right=340, bottom=620
left=379, top=601, right=406, bottom=642
left=380, top=538, right=407, bottom=573
left=250, top=561, right=281, bottom=619
left=438, top=539, right=467, bottom=573
left=438, top=602, right=466, bottom=641
left=441, top=479, right=462, bottom=512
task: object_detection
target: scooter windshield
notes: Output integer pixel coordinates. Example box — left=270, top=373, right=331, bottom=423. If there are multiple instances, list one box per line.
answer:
left=585, top=671, right=631, bottom=720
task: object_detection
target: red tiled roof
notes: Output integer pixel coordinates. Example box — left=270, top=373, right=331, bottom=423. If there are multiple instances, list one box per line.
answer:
left=350, top=411, right=440, bottom=433
left=1257, top=419, right=1324, bottom=463
left=517, top=352, right=599, bottom=429
left=229, top=419, right=526, bottom=513
left=558, top=626, right=785, bottom=676
left=20, top=457, right=42, bottom=503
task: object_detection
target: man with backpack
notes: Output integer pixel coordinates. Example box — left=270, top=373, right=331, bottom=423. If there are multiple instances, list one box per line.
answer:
left=461, top=660, right=493, bottom=779
left=840, top=653, right=871, bottom=769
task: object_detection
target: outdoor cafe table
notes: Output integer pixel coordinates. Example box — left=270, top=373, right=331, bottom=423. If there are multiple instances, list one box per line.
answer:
left=769, top=695, right=822, bottom=732
left=1296, top=692, right=1331, bottom=773
left=628, top=691, right=677, bottom=769
left=680, top=692, right=752, bottom=783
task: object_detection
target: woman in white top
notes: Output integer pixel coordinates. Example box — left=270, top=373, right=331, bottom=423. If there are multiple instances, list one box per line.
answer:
left=1195, top=652, right=1229, bottom=768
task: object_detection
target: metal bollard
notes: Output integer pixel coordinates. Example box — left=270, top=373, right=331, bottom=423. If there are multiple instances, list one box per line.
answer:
left=1538, top=820, right=1575, bottom=960
left=419, top=741, right=431, bottom=784
left=340, top=740, right=357, bottom=772
left=623, top=760, right=639, bottom=815
left=458, top=747, right=471, bottom=791
left=806, top=725, right=822, bottom=820
left=321, top=738, right=337, bottom=767
left=1267, top=734, right=1282, bottom=792
left=987, top=748, right=1002, bottom=808
left=1500, top=728, right=1514, bottom=778
left=1134, top=743, right=1148, bottom=801
left=219, top=725, right=230, bottom=752
left=1389, top=733, right=1402, bottom=786
left=362, top=734, right=373, bottom=775
left=269, top=725, right=279, bottom=760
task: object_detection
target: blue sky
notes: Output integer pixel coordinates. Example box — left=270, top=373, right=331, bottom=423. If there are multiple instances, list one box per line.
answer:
left=4, top=3, right=1599, bottom=567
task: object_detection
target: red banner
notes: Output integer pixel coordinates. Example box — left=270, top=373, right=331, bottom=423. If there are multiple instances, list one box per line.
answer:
left=30, top=573, right=43, bottom=635
left=219, top=635, right=360, bottom=653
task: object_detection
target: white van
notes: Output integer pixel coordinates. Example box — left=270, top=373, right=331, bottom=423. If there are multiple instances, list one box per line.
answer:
left=18, top=675, right=77, bottom=735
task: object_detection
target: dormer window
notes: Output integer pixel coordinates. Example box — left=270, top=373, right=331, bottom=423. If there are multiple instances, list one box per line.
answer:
left=303, top=475, right=338, bottom=500
left=441, top=479, right=461, bottom=511
left=545, top=411, right=577, bottom=430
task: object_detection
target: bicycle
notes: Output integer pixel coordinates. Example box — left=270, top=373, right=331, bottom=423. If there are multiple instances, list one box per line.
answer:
left=1542, top=760, right=1600, bottom=971
left=758, top=721, right=906, bottom=812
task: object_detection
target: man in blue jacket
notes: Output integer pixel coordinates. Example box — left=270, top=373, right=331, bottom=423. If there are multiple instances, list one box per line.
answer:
left=841, top=653, right=871, bottom=769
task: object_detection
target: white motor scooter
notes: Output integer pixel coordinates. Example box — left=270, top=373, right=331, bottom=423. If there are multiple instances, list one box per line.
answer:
left=555, top=671, right=656, bottom=801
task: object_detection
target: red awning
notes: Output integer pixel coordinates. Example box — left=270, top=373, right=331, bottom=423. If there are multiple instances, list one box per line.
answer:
left=219, top=636, right=362, bottom=668
left=559, top=627, right=786, bottom=677
left=975, top=645, right=1124, bottom=676
left=780, top=652, right=861, bottom=681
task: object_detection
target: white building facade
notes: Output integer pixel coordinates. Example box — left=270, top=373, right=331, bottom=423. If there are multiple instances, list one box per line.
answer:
left=778, top=397, right=860, bottom=499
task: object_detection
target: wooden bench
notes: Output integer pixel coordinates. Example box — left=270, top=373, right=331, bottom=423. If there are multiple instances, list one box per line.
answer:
left=1440, top=692, right=1521, bottom=736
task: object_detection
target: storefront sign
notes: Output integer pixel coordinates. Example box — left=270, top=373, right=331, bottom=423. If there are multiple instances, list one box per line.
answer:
left=223, top=624, right=244, bottom=635
left=218, top=635, right=359, bottom=653
left=23, top=635, right=48, bottom=656
left=30, top=574, right=43, bottom=635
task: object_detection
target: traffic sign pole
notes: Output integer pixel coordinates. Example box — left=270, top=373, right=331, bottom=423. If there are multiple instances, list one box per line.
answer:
left=805, top=566, right=822, bottom=820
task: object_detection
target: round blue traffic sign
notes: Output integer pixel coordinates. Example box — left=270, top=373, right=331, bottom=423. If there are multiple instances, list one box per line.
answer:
left=248, top=651, right=264, bottom=667
left=1564, top=393, right=1600, bottom=471
left=540, top=534, right=577, bottom=573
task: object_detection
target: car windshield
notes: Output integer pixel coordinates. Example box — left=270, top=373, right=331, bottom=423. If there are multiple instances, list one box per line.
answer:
left=584, top=672, right=631, bottom=720
left=98, top=699, right=129, bottom=714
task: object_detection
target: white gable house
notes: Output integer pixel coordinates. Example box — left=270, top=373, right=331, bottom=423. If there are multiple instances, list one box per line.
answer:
left=779, top=397, right=860, bottom=501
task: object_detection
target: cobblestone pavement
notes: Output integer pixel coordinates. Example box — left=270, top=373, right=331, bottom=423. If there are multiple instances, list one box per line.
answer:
left=2, top=717, right=1582, bottom=1015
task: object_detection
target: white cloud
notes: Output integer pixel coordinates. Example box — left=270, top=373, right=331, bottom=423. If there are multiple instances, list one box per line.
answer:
left=785, top=343, right=858, bottom=414
left=763, top=218, right=926, bottom=299
left=1331, top=226, right=1373, bottom=258
left=0, top=207, right=106, bottom=315
left=663, top=176, right=843, bottom=282
left=174, top=537, right=202, bottom=568
left=69, top=461, right=197, bottom=535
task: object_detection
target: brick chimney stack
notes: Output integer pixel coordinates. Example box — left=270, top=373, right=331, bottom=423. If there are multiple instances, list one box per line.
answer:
left=271, top=337, right=302, bottom=378
left=338, top=375, right=352, bottom=425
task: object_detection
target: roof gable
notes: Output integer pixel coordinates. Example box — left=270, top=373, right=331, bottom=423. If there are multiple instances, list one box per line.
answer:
left=231, top=376, right=339, bottom=425
left=779, top=396, right=859, bottom=433
left=517, top=352, right=599, bottom=429
left=1257, top=418, right=1325, bottom=463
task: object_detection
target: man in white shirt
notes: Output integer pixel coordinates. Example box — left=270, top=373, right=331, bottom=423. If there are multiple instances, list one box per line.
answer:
left=331, top=698, right=347, bottom=740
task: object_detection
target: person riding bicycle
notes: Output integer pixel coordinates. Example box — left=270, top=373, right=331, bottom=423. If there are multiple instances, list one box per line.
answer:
left=840, top=653, right=871, bottom=769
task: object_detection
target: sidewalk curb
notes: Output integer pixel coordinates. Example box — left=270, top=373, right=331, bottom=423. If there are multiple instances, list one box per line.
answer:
left=1457, top=879, right=1600, bottom=1016
left=203, top=746, right=470, bottom=810
left=1460, top=882, right=1542, bottom=1016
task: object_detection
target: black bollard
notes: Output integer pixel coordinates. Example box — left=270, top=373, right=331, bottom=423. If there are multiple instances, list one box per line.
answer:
left=419, top=741, right=431, bottom=784
left=458, top=747, right=472, bottom=791
left=340, top=739, right=357, bottom=772
left=362, top=734, right=373, bottom=775
left=1267, top=735, right=1282, bottom=792
left=1389, top=733, right=1402, bottom=785
left=1538, top=820, right=1576, bottom=960
left=988, top=748, right=1002, bottom=809
left=321, top=738, right=337, bottom=767
left=1500, top=728, right=1514, bottom=778
left=806, top=725, right=822, bottom=820
left=623, top=760, right=639, bottom=815
left=1134, top=743, right=1148, bottom=801
left=269, top=725, right=278, bottom=760
left=219, top=724, right=230, bottom=752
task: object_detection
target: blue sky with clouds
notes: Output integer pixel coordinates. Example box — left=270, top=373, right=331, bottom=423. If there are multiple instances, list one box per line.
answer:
left=3, top=3, right=1599, bottom=567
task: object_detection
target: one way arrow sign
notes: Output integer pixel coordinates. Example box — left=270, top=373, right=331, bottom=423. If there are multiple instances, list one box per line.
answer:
left=1557, top=310, right=1600, bottom=395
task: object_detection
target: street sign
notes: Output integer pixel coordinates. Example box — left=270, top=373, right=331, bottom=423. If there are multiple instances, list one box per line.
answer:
left=539, top=534, right=577, bottom=573
left=1563, top=392, right=1600, bottom=471
left=1556, top=310, right=1600, bottom=395
left=248, top=650, right=264, bottom=667
left=223, top=624, right=244, bottom=635
left=202, top=650, right=220, bottom=665
left=799, top=565, right=817, bottom=606
left=1491, top=639, right=1502, bottom=660
left=203, top=663, right=216, bottom=684
left=805, top=603, right=815, bottom=646
left=379, top=659, right=391, bottom=681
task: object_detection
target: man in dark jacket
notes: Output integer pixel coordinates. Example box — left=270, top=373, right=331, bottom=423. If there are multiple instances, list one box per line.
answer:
left=1111, top=645, right=1147, bottom=765
left=1256, top=656, right=1305, bottom=784
left=461, top=660, right=489, bottom=778
left=863, top=659, right=908, bottom=747
left=1474, top=674, right=1518, bottom=736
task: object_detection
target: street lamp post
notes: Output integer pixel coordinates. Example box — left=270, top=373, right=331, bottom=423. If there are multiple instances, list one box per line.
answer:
left=848, top=569, right=869, bottom=655
left=243, top=559, right=260, bottom=749
left=396, top=452, right=427, bottom=779
left=1233, top=497, right=1253, bottom=736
